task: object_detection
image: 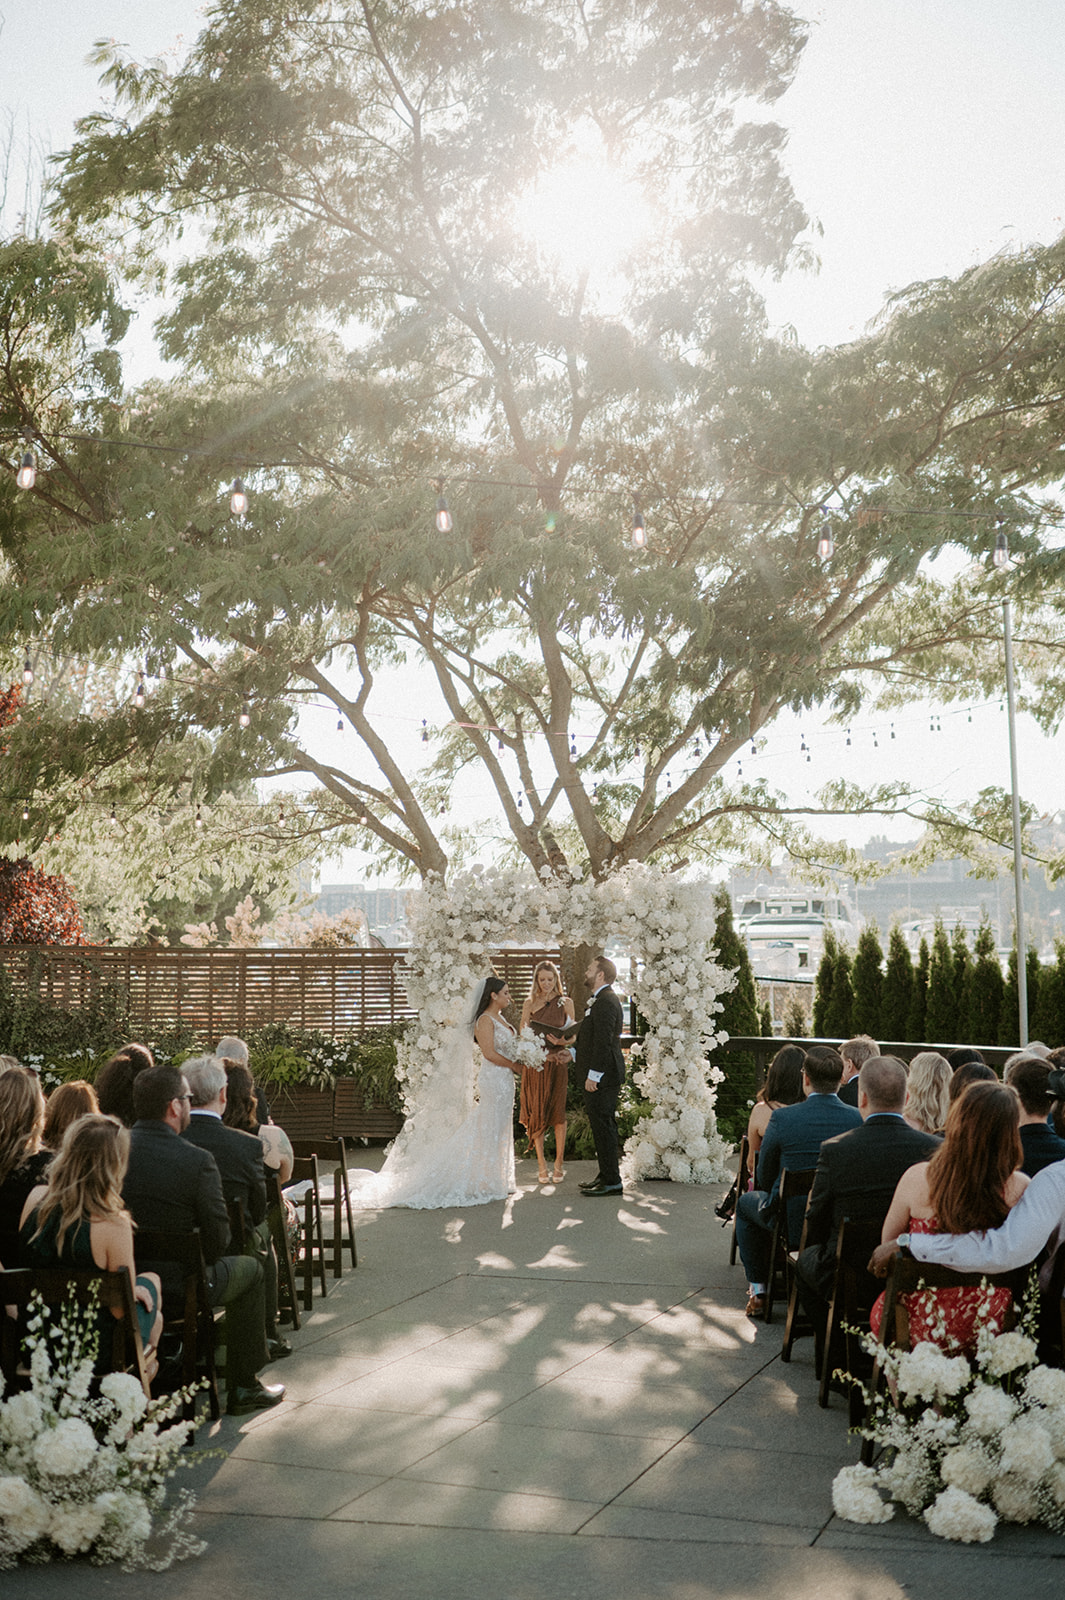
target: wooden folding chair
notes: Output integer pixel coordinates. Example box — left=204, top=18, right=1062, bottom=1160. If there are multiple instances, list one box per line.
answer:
left=727, top=1133, right=750, bottom=1268
left=268, top=1170, right=301, bottom=1332
left=134, top=1227, right=222, bottom=1420
left=0, top=1265, right=151, bottom=1398
left=763, top=1166, right=816, bottom=1324
left=291, top=1137, right=358, bottom=1274
left=817, top=1217, right=884, bottom=1424
left=284, top=1154, right=329, bottom=1311
left=859, top=1251, right=1025, bottom=1464
left=780, top=1196, right=816, bottom=1362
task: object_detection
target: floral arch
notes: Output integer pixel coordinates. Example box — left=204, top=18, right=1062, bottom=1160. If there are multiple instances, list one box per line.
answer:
left=400, top=863, right=735, bottom=1184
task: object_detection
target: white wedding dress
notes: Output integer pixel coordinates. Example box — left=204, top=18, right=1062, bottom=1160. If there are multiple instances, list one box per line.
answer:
left=345, top=1014, right=518, bottom=1209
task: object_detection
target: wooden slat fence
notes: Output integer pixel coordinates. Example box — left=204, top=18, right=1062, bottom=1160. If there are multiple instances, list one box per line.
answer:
left=0, top=945, right=562, bottom=1040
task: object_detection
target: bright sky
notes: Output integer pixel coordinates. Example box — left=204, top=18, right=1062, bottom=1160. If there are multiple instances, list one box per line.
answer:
left=4, top=1, right=1065, bottom=876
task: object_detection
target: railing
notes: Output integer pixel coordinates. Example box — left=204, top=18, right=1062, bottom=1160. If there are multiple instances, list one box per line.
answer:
left=0, top=944, right=562, bottom=1040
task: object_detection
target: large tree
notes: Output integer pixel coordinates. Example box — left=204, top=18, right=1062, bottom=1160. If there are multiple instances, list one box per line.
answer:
left=4, top=1, right=1065, bottom=887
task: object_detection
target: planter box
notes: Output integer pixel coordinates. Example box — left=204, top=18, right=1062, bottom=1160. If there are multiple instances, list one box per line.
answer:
left=268, top=1084, right=336, bottom=1142
left=334, top=1079, right=404, bottom=1142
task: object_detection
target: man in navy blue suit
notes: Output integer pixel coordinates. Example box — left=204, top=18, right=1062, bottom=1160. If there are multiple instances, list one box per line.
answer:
left=735, top=1048, right=861, bottom=1317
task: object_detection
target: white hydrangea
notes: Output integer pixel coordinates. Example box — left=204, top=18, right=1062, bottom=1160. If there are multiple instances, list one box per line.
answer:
left=99, top=1372, right=148, bottom=1424
left=998, top=1416, right=1055, bottom=1483
left=95, top=1489, right=153, bottom=1557
left=1038, top=1406, right=1065, bottom=1458
left=1, top=1391, right=43, bottom=1444
left=980, top=1328, right=1038, bottom=1379
left=991, top=1471, right=1040, bottom=1523
left=895, top=1342, right=971, bottom=1403
left=0, top=1476, right=51, bottom=1550
left=965, top=1383, right=1018, bottom=1436
left=1023, top=1366, right=1065, bottom=1410
left=33, top=1417, right=98, bottom=1478
left=49, top=1499, right=107, bottom=1554
left=831, top=1464, right=894, bottom=1524
left=1043, top=1459, right=1065, bottom=1508
left=923, top=1485, right=997, bottom=1542
left=940, top=1442, right=995, bottom=1497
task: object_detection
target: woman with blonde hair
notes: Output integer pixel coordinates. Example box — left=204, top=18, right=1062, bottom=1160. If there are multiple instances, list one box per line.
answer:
left=519, top=961, right=574, bottom=1184
left=0, top=1067, right=49, bottom=1267
left=20, top=1114, right=163, bottom=1373
left=43, top=1080, right=100, bottom=1152
left=903, top=1051, right=952, bottom=1136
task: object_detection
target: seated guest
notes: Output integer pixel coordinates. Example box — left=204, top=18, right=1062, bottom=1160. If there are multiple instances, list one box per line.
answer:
left=795, top=1055, right=940, bottom=1343
left=903, top=1051, right=952, bottom=1135
left=735, top=1048, right=861, bottom=1318
left=0, top=1068, right=50, bottom=1267
left=838, top=1035, right=880, bottom=1107
left=1046, top=1051, right=1065, bottom=1139
left=216, top=1035, right=270, bottom=1126
left=0, top=1055, right=24, bottom=1075
left=945, top=1046, right=987, bottom=1070
left=223, top=1060, right=294, bottom=1183
left=42, top=1080, right=99, bottom=1152
left=95, top=1043, right=155, bottom=1128
left=20, top=1113, right=163, bottom=1374
left=123, top=1064, right=284, bottom=1415
left=1005, top=1056, right=1065, bottom=1176
left=181, top=1055, right=288, bottom=1362
left=948, top=1058, right=997, bottom=1103
left=871, top=1081, right=1028, bottom=1354
left=745, top=1045, right=805, bottom=1181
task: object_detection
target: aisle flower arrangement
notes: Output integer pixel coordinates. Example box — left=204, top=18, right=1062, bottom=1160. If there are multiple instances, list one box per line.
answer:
left=402, top=863, right=733, bottom=1183
left=832, top=1287, right=1065, bottom=1542
left=0, top=1293, right=206, bottom=1571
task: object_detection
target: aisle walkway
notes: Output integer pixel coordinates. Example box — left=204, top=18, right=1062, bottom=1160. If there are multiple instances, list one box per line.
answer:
left=10, top=1154, right=1065, bottom=1597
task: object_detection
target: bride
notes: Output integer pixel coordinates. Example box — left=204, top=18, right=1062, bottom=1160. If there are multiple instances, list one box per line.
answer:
left=344, top=975, right=523, bottom=1209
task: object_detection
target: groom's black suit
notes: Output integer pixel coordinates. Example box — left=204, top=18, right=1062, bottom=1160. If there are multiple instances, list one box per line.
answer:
left=576, top=984, right=626, bottom=1188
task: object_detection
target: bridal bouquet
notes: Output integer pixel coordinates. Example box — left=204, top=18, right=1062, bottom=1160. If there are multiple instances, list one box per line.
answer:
left=0, top=1291, right=207, bottom=1571
left=505, top=1029, right=549, bottom=1072
left=832, top=1282, right=1065, bottom=1542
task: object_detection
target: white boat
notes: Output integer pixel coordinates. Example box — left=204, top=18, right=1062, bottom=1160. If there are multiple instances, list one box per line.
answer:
left=736, top=885, right=856, bottom=977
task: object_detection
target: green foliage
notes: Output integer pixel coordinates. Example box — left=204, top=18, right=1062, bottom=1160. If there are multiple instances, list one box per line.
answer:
left=784, top=994, right=810, bottom=1040
left=907, top=936, right=930, bottom=1042
left=0, top=956, right=129, bottom=1066
left=951, top=921, right=972, bottom=1033
left=881, top=924, right=914, bottom=1042
left=708, top=888, right=761, bottom=1143
left=1030, top=942, right=1065, bottom=1047
left=925, top=919, right=956, bottom=1044
left=760, top=1001, right=773, bottom=1037
left=851, top=925, right=884, bottom=1037
left=822, top=946, right=854, bottom=1039
left=812, top=927, right=839, bottom=1036
left=967, top=917, right=1004, bottom=1047
left=998, top=945, right=1041, bottom=1049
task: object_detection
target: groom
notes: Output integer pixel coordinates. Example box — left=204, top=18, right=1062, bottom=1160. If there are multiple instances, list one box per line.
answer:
left=576, top=955, right=626, bottom=1198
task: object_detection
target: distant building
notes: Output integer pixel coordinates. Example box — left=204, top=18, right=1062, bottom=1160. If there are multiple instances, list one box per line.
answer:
left=314, top=883, right=408, bottom=938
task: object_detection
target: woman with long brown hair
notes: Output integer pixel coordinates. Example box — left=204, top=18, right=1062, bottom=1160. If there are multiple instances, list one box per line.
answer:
left=0, top=1067, right=49, bottom=1267
left=19, top=1113, right=163, bottom=1373
left=519, top=961, right=574, bottom=1184
left=873, top=1079, right=1028, bottom=1352
left=43, top=1080, right=100, bottom=1152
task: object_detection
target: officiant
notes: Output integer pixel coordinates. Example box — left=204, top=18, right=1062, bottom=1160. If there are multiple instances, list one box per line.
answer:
left=519, top=962, right=574, bottom=1185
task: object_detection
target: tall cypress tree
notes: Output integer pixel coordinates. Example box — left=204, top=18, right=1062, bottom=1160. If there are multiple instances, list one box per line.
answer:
left=951, top=922, right=972, bottom=1036
left=708, top=887, right=761, bottom=1138
left=823, top=946, right=854, bottom=1039
left=967, top=916, right=1004, bottom=1047
left=1031, top=940, right=1065, bottom=1045
left=881, top=924, right=914, bottom=1042
left=925, top=918, right=956, bottom=1045
left=999, top=944, right=1042, bottom=1047
left=851, top=924, right=884, bottom=1037
left=907, top=935, right=930, bottom=1042
left=812, top=926, right=839, bottom=1037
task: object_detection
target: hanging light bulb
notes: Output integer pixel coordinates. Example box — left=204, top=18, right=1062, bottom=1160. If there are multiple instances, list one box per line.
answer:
left=22, top=656, right=32, bottom=686
left=109, top=803, right=118, bottom=827
left=846, top=727, right=852, bottom=746
left=421, top=719, right=429, bottom=743
left=993, top=528, right=1009, bottom=568
left=133, top=672, right=146, bottom=709
left=435, top=492, right=452, bottom=534
left=497, top=736, right=504, bottom=754
left=277, top=802, right=285, bottom=825
left=16, top=447, right=36, bottom=490
left=22, top=803, right=30, bottom=823
left=630, top=497, right=647, bottom=550
left=817, top=518, right=834, bottom=560
left=336, top=715, right=344, bottom=733
left=194, top=805, right=203, bottom=828
left=239, top=699, right=251, bottom=728
left=230, top=477, right=248, bottom=516
left=568, top=733, right=577, bottom=763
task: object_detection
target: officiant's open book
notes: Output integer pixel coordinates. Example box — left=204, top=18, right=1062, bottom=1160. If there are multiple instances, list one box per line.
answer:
left=527, top=1016, right=581, bottom=1042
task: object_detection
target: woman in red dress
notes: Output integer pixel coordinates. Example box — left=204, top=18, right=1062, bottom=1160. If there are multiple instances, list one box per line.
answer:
left=873, top=1079, right=1029, bottom=1354
left=519, top=962, right=574, bottom=1184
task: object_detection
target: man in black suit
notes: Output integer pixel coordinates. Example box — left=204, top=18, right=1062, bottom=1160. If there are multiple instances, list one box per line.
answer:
left=124, top=1064, right=284, bottom=1416
left=837, top=1035, right=880, bottom=1108
left=1006, top=1056, right=1065, bottom=1176
left=735, top=1048, right=862, bottom=1316
left=576, top=956, right=626, bottom=1197
left=793, top=1053, right=939, bottom=1339
left=182, top=1055, right=289, bottom=1362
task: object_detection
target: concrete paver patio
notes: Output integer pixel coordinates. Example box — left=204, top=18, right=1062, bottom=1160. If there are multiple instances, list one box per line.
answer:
left=8, top=1150, right=1065, bottom=1598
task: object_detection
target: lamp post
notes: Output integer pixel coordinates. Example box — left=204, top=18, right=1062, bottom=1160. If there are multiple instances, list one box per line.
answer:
left=993, top=531, right=1028, bottom=1044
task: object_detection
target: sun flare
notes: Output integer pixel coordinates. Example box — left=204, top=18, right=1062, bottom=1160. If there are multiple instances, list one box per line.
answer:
left=513, top=146, right=652, bottom=279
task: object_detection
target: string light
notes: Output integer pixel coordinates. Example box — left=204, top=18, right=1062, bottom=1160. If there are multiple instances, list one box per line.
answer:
left=816, top=515, right=835, bottom=560
left=846, top=727, right=852, bottom=746
left=336, top=715, right=344, bottom=733
left=21, top=803, right=29, bottom=823
left=133, top=672, right=147, bottom=710
left=109, top=804, right=118, bottom=827
left=630, top=496, right=647, bottom=551
left=239, top=699, right=251, bottom=728
left=435, top=490, right=452, bottom=534
left=993, top=528, right=1009, bottom=568
left=568, top=734, right=577, bottom=763
left=194, top=805, right=203, bottom=828
left=22, top=657, right=32, bottom=687
left=16, top=428, right=36, bottom=490
left=421, top=720, right=429, bottom=743
left=230, top=477, right=248, bottom=517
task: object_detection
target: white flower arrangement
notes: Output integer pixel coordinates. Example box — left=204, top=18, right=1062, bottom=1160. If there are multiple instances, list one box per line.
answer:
left=0, top=1291, right=207, bottom=1571
left=832, top=1277, right=1065, bottom=1542
left=505, top=1029, right=548, bottom=1072
left=400, top=863, right=734, bottom=1183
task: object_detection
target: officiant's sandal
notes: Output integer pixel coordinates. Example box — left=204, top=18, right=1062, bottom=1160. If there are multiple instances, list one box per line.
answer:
left=551, top=1167, right=564, bottom=1183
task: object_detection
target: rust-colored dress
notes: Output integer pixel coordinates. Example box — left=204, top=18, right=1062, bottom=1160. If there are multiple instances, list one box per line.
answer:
left=519, top=997, right=570, bottom=1141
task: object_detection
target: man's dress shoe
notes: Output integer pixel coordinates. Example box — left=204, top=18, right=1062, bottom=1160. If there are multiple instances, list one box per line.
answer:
left=227, top=1379, right=286, bottom=1416
left=267, top=1337, right=293, bottom=1361
left=582, top=1182, right=623, bottom=1197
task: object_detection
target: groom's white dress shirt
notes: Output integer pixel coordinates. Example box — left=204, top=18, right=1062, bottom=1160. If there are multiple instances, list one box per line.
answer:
left=585, top=983, right=608, bottom=1083
left=902, top=1159, right=1065, bottom=1271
